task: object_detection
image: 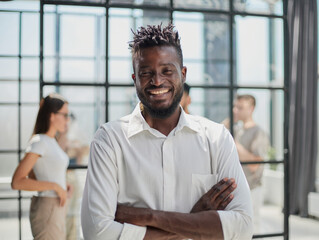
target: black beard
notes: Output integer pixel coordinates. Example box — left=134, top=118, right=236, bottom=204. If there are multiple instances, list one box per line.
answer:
left=138, top=87, right=183, bottom=119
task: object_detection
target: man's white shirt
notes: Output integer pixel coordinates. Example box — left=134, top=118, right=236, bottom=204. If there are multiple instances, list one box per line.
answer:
left=81, top=103, right=253, bottom=240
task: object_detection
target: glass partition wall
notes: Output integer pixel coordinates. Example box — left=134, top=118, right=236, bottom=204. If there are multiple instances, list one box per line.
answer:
left=0, top=0, right=288, bottom=239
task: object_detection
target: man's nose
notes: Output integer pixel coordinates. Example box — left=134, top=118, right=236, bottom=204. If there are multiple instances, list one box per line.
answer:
left=150, top=73, right=164, bottom=86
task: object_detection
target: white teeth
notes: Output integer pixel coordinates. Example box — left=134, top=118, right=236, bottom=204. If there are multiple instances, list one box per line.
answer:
left=150, top=89, right=169, bottom=95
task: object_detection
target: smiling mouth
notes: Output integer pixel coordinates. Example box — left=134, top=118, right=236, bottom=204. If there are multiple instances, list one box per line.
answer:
left=149, top=89, right=170, bottom=95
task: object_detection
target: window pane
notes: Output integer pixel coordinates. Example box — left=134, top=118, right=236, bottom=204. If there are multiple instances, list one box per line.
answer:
left=234, top=0, right=283, bottom=15
left=99, top=15, right=106, bottom=58
left=174, top=12, right=230, bottom=85
left=109, top=87, right=137, bottom=121
left=0, top=81, right=18, bottom=103
left=60, top=14, right=96, bottom=57
left=21, top=13, right=39, bottom=56
left=44, top=58, right=56, bottom=82
left=109, top=58, right=132, bottom=84
left=0, top=200, right=19, bottom=239
left=0, top=58, right=19, bottom=80
left=133, top=9, right=170, bottom=27
left=21, top=81, right=40, bottom=103
left=44, top=12, right=56, bottom=57
left=0, top=153, right=18, bottom=198
left=20, top=104, right=38, bottom=150
left=109, top=0, right=169, bottom=7
left=46, top=0, right=106, bottom=4
left=191, top=88, right=229, bottom=123
left=174, top=0, right=229, bottom=10
left=21, top=58, right=39, bottom=82
left=59, top=59, right=98, bottom=83
left=235, top=16, right=284, bottom=87
left=0, top=1, right=39, bottom=11
left=0, top=106, right=18, bottom=150
left=109, top=14, right=131, bottom=58
left=0, top=13, right=19, bottom=56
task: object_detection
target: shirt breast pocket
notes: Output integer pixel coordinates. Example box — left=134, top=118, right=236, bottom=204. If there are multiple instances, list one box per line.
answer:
left=191, top=173, right=218, bottom=204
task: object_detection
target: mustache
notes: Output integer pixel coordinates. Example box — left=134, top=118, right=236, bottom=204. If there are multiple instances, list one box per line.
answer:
left=145, top=85, right=171, bottom=91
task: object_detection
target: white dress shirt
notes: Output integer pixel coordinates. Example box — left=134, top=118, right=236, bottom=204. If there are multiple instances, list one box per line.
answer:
left=81, top=103, right=253, bottom=240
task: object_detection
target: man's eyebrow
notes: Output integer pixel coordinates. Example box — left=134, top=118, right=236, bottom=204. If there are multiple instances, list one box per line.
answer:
left=139, top=65, right=150, bottom=69
left=160, top=63, right=176, bottom=67
left=139, top=63, right=175, bottom=69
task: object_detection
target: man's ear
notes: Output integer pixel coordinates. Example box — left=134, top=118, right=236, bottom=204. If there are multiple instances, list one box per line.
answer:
left=132, top=74, right=136, bottom=84
left=181, top=66, right=187, bottom=83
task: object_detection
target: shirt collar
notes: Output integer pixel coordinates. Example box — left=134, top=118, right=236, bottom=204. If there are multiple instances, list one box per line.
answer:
left=175, top=106, right=201, bottom=134
left=127, top=102, right=201, bottom=138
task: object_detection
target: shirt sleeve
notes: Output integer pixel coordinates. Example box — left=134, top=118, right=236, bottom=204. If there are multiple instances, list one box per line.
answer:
left=213, top=126, right=254, bottom=240
left=25, top=135, right=46, bottom=156
left=81, top=127, right=147, bottom=240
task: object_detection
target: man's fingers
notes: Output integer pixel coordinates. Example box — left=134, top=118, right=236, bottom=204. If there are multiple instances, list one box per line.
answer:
left=205, top=178, right=229, bottom=196
left=212, top=182, right=237, bottom=204
left=218, top=194, right=234, bottom=210
left=207, top=178, right=235, bottom=199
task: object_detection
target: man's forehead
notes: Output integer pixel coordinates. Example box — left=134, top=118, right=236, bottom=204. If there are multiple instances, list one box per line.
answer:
left=236, top=99, right=253, bottom=107
left=138, top=62, right=177, bottom=68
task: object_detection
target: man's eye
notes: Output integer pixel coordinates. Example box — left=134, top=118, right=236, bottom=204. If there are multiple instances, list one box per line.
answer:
left=163, top=69, right=173, bottom=74
left=141, top=72, right=152, bottom=76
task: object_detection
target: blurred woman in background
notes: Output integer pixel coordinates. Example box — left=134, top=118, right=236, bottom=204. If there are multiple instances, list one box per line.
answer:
left=11, top=93, right=71, bottom=240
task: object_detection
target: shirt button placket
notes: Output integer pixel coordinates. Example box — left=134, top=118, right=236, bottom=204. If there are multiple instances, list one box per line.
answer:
left=162, top=138, right=175, bottom=211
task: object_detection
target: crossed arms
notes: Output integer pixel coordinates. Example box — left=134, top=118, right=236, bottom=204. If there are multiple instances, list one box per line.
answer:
left=115, top=178, right=237, bottom=240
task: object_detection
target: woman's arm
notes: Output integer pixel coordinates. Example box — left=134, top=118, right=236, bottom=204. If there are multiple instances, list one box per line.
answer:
left=11, top=152, right=67, bottom=206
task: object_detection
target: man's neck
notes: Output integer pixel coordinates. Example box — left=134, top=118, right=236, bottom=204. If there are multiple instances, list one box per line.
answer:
left=243, top=117, right=256, bottom=129
left=143, top=107, right=181, bottom=136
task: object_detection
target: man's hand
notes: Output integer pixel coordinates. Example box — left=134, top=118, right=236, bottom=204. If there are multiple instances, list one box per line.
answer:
left=235, top=141, right=262, bottom=172
left=190, top=178, right=236, bottom=213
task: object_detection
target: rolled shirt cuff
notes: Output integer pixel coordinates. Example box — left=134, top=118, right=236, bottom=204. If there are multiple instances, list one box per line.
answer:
left=119, top=223, right=147, bottom=240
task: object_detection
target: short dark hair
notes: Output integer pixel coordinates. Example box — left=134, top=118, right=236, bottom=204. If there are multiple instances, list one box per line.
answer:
left=33, top=93, right=68, bottom=135
left=129, top=23, right=183, bottom=67
left=183, top=83, right=191, bottom=95
left=236, top=94, right=256, bottom=107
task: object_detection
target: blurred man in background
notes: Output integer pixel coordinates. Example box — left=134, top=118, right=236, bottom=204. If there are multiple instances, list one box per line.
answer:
left=225, top=94, right=270, bottom=231
left=180, top=83, right=191, bottom=114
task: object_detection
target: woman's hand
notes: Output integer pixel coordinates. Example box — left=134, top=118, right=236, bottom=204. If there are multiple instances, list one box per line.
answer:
left=54, top=184, right=67, bottom=207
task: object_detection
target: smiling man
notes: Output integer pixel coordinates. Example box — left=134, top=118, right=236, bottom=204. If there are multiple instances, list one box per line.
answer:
left=81, top=24, right=253, bottom=240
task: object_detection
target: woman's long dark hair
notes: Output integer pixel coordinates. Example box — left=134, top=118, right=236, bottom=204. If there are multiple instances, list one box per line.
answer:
left=33, top=93, right=68, bottom=135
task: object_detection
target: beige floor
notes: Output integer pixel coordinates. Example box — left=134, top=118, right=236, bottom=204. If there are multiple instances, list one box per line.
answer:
left=255, top=204, right=319, bottom=240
